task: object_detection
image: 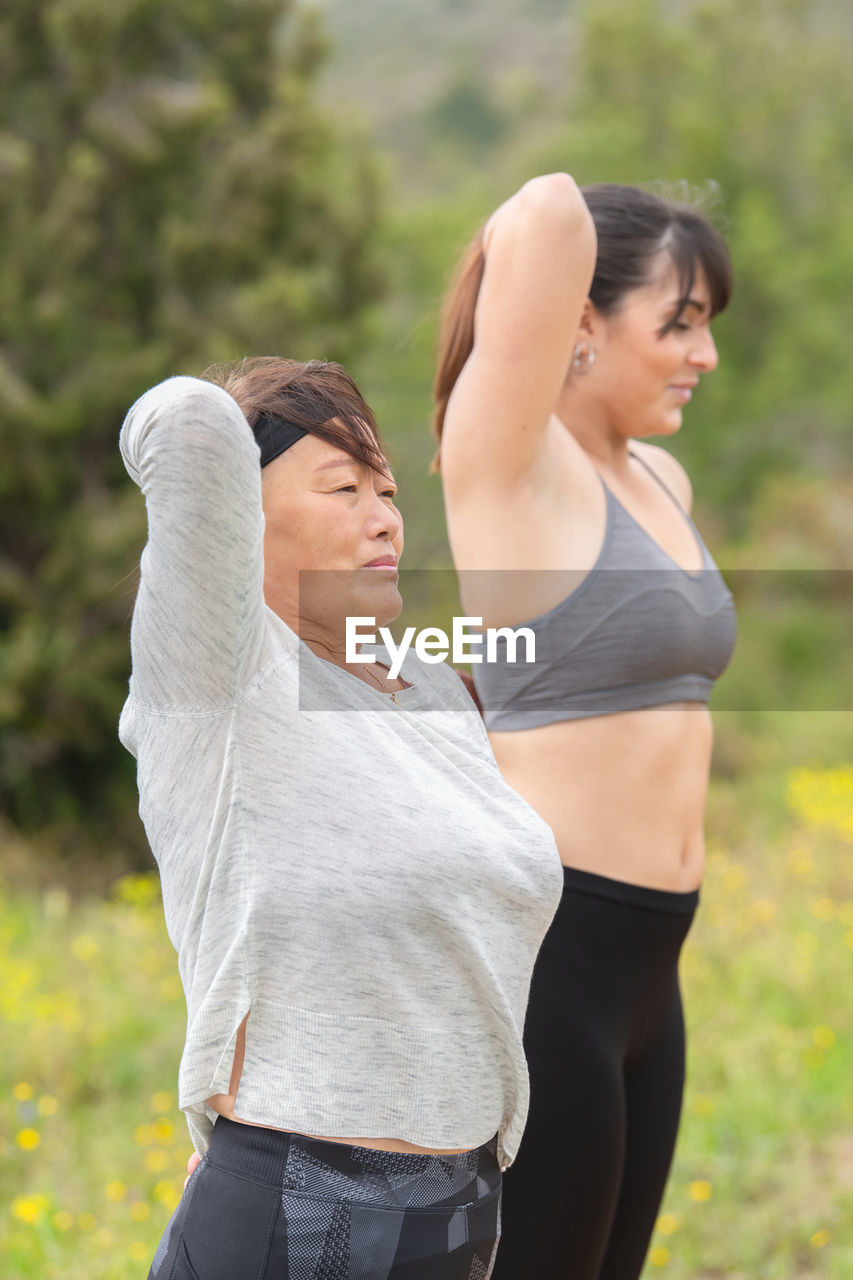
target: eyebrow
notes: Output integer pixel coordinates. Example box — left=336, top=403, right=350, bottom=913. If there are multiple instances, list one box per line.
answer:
left=314, top=457, right=397, bottom=484
left=314, top=458, right=363, bottom=472
left=673, top=297, right=709, bottom=315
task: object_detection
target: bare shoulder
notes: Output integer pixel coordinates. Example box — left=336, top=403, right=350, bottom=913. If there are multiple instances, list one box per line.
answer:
left=631, top=441, right=693, bottom=513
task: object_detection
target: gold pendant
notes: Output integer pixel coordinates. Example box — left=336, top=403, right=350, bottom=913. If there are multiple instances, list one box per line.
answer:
left=391, top=692, right=401, bottom=706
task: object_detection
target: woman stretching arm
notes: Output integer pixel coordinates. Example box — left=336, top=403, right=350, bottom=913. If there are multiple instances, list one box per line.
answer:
left=435, top=176, right=735, bottom=1280
left=120, top=357, right=563, bottom=1279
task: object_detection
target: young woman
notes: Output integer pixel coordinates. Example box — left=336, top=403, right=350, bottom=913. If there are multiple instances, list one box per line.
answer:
left=119, top=357, right=563, bottom=1280
left=434, top=175, right=737, bottom=1279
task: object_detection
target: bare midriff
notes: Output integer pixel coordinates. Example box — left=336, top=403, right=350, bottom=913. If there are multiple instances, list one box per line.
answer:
left=488, top=701, right=713, bottom=892
left=205, top=1015, right=472, bottom=1155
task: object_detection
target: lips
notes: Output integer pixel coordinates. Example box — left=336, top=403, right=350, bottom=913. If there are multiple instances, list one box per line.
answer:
left=669, top=383, right=697, bottom=404
left=363, top=557, right=398, bottom=569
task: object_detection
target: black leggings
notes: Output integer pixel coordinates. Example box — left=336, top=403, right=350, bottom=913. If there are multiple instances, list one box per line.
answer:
left=491, top=865, right=698, bottom=1280
left=149, top=1116, right=502, bottom=1280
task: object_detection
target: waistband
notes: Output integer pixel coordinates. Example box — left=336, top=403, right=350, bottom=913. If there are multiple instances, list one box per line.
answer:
left=206, top=1117, right=500, bottom=1193
left=560, top=864, right=700, bottom=916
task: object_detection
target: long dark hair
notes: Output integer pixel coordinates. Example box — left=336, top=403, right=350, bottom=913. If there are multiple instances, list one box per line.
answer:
left=432, top=183, right=733, bottom=459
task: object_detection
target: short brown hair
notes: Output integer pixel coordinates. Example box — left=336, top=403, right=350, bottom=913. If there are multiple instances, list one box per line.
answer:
left=202, top=356, right=388, bottom=474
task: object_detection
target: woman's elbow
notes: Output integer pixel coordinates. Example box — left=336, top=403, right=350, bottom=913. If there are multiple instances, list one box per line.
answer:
left=517, top=174, right=596, bottom=247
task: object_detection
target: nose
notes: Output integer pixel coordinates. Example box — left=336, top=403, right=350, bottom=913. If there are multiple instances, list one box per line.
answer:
left=689, top=325, right=719, bottom=372
left=366, top=489, right=403, bottom=544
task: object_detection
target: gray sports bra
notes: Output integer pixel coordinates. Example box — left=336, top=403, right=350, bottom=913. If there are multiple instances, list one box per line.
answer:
left=472, top=454, right=737, bottom=730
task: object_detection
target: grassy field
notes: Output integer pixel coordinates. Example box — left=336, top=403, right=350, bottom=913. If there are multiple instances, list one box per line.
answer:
left=1, top=719, right=852, bottom=1279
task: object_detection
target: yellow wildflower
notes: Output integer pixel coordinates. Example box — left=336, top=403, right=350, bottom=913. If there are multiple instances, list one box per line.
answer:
left=113, top=873, right=160, bottom=907
left=52, top=1210, right=74, bottom=1232
left=155, top=1180, right=180, bottom=1211
left=649, top=1245, right=671, bottom=1266
left=105, top=1180, right=127, bottom=1202
left=13, top=1194, right=48, bottom=1224
left=811, top=1229, right=830, bottom=1249
left=787, top=766, right=853, bottom=841
left=656, top=1213, right=679, bottom=1235
left=689, top=1180, right=712, bottom=1202
left=16, top=1127, right=41, bottom=1150
left=813, top=1026, right=835, bottom=1050
left=13, top=1081, right=34, bottom=1102
left=38, top=1095, right=59, bottom=1116
left=129, top=1201, right=150, bottom=1222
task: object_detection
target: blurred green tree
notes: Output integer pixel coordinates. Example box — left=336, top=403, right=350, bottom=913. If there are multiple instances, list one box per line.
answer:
left=548, top=0, right=853, bottom=517
left=0, top=0, right=384, bottom=859
left=328, top=0, right=852, bottom=562
left=429, top=78, right=508, bottom=150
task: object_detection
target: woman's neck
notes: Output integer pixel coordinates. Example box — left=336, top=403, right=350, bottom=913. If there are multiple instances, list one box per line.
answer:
left=553, top=390, right=634, bottom=478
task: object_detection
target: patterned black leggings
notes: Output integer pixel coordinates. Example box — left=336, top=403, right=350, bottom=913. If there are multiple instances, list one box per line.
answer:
left=148, top=1116, right=502, bottom=1280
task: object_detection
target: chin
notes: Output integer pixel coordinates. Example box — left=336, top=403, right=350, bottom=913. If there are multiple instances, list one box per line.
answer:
left=649, top=411, right=684, bottom=438
left=357, top=583, right=403, bottom=627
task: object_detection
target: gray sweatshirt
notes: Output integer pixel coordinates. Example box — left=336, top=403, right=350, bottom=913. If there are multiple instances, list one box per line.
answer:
left=118, top=376, right=562, bottom=1168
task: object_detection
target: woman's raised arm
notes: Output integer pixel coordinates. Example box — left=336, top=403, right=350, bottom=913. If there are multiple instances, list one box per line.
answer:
left=440, top=173, right=596, bottom=488
left=120, top=376, right=267, bottom=711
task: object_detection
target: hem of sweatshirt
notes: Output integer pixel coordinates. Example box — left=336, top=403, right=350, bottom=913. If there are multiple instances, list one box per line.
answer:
left=176, top=996, right=523, bottom=1170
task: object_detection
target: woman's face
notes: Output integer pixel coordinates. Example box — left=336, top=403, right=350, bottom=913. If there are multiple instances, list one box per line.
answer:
left=260, top=432, right=404, bottom=637
left=585, top=254, right=719, bottom=439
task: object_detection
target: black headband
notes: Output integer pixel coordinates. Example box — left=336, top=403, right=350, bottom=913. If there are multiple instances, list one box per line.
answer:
left=252, top=412, right=309, bottom=468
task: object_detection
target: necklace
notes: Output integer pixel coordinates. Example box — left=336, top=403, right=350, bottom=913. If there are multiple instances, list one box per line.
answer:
left=362, top=662, right=401, bottom=706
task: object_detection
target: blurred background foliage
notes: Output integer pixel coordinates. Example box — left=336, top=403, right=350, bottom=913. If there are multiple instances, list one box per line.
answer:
left=1, top=0, right=852, bottom=1276
left=2, top=0, right=852, bottom=872
left=0, top=0, right=848, bottom=860
left=0, top=0, right=384, bottom=865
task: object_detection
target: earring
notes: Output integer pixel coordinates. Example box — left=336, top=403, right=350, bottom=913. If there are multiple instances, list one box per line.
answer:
left=572, top=342, right=596, bottom=374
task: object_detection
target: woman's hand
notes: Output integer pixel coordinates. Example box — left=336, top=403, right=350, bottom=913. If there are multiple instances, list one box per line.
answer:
left=184, top=1150, right=202, bottom=1190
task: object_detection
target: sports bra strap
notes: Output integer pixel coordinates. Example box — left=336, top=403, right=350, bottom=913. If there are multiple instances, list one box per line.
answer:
left=628, top=449, right=686, bottom=511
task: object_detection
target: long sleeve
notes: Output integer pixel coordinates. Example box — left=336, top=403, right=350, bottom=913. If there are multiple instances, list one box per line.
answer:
left=120, top=377, right=267, bottom=710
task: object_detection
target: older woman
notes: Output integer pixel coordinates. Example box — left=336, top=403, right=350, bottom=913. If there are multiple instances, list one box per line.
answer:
left=119, top=358, right=563, bottom=1280
left=434, top=175, right=736, bottom=1279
